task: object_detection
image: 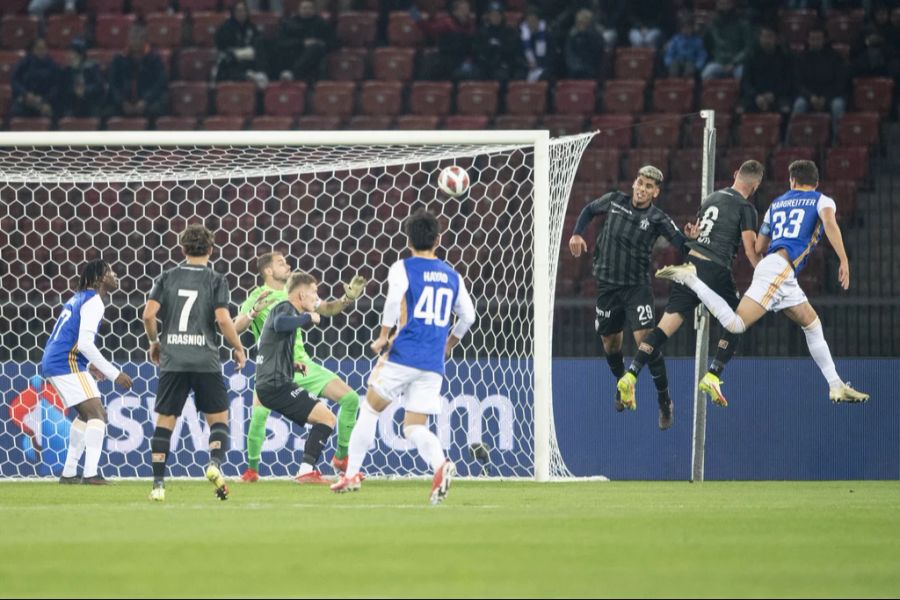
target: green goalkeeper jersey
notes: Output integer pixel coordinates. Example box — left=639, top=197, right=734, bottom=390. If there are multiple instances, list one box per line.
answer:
left=240, top=285, right=311, bottom=363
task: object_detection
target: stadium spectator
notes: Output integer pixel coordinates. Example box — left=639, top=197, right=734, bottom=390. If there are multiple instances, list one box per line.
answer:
left=58, top=38, right=105, bottom=119
left=564, top=8, right=604, bottom=80
left=850, top=32, right=897, bottom=79
left=740, top=27, right=792, bottom=114
left=28, top=0, right=77, bottom=17
left=547, top=0, right=620, bottom=48
left=701, top=0, right=753, bottom=81
left=474, top=2, right=526, bottom=83
left=107, top=26, right=169, bottom=121
left=10, top=38, right=59, bottom=120
left=792, top=29, right=848, bottom=135
left=663, top=15, right=707, bottom=78
left=413, top=0, right=478, bottom=81
left=270, top=0, right=335, bottom=82
left=215, top=0, right=268, bottom=88
left=520, top=6, right=552, bottom=81
left=626, top=0, right=672, bottom=49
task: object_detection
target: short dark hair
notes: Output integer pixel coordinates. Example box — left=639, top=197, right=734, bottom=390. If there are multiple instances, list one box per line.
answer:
left=257, top=251, right=281, bottom=278
left=179, top=224, right=214, bottom=257
left=78, top=259, right=110, bottom=291
left=404, top=208, right=441, bottom=251
left=287, top=271, right=317, bottom=294
left=788, top=160, right=819, bottom=186
left=737, top=159, right=765, bottom=180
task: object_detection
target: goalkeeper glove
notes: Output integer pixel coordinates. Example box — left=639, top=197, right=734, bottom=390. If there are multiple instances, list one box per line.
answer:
left=342, top=275, right=367, bottom=301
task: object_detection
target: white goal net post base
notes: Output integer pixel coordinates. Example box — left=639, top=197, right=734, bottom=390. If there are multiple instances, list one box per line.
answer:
left=0, top=129, right=595, bottom=482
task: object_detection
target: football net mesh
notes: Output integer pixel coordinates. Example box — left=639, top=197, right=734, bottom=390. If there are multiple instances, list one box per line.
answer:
left=0, top=133, right=593, bottom=480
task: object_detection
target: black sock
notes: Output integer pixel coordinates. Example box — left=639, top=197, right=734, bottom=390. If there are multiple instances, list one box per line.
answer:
left=151, top=426, right=173, bottom=485
left=606, top=351, right=625, bottom=379
left=627, top=327, right=669, bottom=376
left=208, top=422, right=229, bottom=468
left=709, top=332, right=741, bottom=377
left=648, top=351, right=670, bottom=403
left=302, top=423, right=333, bottom=467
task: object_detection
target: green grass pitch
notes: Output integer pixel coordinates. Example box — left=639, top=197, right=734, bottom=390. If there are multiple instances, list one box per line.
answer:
left=1, top=480, right=899, bottom=598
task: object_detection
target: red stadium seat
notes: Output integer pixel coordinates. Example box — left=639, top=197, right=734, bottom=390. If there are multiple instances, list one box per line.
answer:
left=146, top=13, right=185, bottom=49
left=191, top=12, right=226, bottom=47
left=493, top=115, right=539, bottom=129
left=345, top=115, right=394, bottom=129
left=9, top=117, right=51, bottom=130
left=836, top=112, right=879, bottom=147
left=176, top=47, right=216, bottom=81
left=132, top=0, right=171, bottom=15
left=825, top=147, right=869, bottom=182
left=771, top=147, right=815, bottom=182
left=263, top=82, right=306, bottom=117
left=394, top=115, right=441, bottom=129
left=721, top=147, right=767, bottom=180
left=669, top=149, right=704, bottom=183
left=372, top=47, right=415, bottom=81
left=45, top=14, right=87, bottom=50
left=602, top=80, right=646, bottom=114
left=505, top=81, right=547, bottom=116
left=0, top=50, right=23, bottom=83
left=105, top=117, right=149, bottom=130
left=0, top=15, right=38, bottom=50
left=787, top=113, right=830, bottom=148
left=169, top=81, right=210, bottom=117
left=778, top=9, right=818, bottom=45
left=577, top=148, right=621, bottom=185
left=443, top=115, right=489, bottom=129
left=852, top=77, right=893, bottom=115
left=202, top=116, right=246, bottom=129
left=387, top=11, right=424, bottom=47
left=700, top=79, right=739, bottom=113
left=295, top=115, right=343, bottom=130
left=409, top=81, right=453, bottom=116
left=311, top=81, right=356, bottom=117
left=635, top=115, right=682, bottom=148
left=554, top=80, right=596, bottom=116
left=624, top=148, right=670, bottom=179
left=94, top=14, right=136, bottom=49
left=541, top=115, right=585, bottom=137
left=825, top=12, right=863, bottom=44
left=336, top=12, right=377, bottom=47
left=86, top=0, right=124, bottom=12
left=359, top=81, right=404, bottom=116
left=249, top=116, right=294, bottom=130
left=651, top=79, right=695, bottom=113
left=326, top=48, right=368, bottom=81
left=737, top=113, right=782, bottom=148
left=589, top=115, right=635, bottom=149
left=57, top=117, right=100, bottom=131
left=613, top=47, right=655, bottom=80
left=456, top=81, right=499, bottom=116
left=0, top=0, right=29, bottom=14
left=180, top=0, right=220, bottom=11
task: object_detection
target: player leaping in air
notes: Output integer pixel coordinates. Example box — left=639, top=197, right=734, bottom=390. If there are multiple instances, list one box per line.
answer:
left=331, top=208, right=476, bottom=504
left=41, top=259, right=133, bottom=484
left=656, top=160, right=869, bottom=403
left=234, top=251, right=366, bottom=483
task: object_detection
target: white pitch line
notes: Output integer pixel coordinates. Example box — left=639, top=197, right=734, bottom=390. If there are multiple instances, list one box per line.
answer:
left=0, top=502, right=501, bottom=511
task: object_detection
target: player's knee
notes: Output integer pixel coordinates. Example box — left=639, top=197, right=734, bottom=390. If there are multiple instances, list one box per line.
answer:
left=802, top=317, right=821, bottom=332
left=402, top=423, right=423, bottom=439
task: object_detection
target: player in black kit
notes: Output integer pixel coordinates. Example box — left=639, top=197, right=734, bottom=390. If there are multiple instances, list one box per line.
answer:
left=568, top=165, right=697, bottom=429
left=617, top=160, right=765, bottom=412
left=143, top=224, right=247, bottom=502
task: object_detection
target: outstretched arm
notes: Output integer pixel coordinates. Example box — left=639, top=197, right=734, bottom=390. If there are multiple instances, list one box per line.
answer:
left=316, top=275, right=367, bottom=317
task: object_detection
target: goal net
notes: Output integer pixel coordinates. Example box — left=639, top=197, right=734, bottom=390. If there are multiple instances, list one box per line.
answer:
left=0, top=130, right=594, bottom=481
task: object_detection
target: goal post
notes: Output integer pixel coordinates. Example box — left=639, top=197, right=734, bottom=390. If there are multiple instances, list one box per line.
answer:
left=0, top=129, right=594, bottom=481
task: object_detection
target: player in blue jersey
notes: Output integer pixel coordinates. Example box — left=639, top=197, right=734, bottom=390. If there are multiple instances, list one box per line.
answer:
left=331, top=208, right=477, bottom=503
left=41, top=260, right=134, bottom=484
left=656, top=160, right=869, bottom=403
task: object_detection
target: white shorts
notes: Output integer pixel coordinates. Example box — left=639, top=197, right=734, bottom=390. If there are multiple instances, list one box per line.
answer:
left=46, top=372, right=101, bottom=408
left=745, top=253, right=808, bottom=313
left=367, top=358, right=443, bottom=415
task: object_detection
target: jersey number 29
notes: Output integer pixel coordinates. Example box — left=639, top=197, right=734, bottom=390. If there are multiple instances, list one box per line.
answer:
left=413, top=286, right=453, bottom=327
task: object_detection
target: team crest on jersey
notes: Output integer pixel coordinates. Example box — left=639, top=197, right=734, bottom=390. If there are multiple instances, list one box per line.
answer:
left=639, top=218, right=650, bottom=230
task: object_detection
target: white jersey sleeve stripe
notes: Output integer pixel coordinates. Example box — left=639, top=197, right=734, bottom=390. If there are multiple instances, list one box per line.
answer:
left=451, top=273, right=476, bottom=339
left=381, top=260, right=409, bottom=328
left=817, top=193, right=837, bottom=218
left=76, top=295, right=120, bottom=381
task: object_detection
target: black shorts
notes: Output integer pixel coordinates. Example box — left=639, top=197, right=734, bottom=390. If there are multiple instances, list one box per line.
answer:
left=257, top=383, right=318, bottom=427
left=155, top=371, right=229, bottom=416
left=666, top=254, right=740, bottom=316
left=594, top=283, right=656, bottom=336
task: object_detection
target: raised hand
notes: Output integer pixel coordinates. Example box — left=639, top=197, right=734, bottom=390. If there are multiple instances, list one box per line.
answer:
left=343, top=275, right=367, bottom=301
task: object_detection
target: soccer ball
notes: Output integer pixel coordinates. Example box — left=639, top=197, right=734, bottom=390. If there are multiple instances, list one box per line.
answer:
left=437, top=166, right=470, bottom=198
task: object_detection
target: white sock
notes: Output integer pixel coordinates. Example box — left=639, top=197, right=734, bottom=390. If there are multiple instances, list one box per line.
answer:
left=404, top=424, right=446, bottom=472
left=62, top=418, right=87, bottom=478
left=82, top=419, right=106, bottom=478
left=346, top=401, right=380, bottom=478
left=682, top=273, right=747, bottom=333
left=297, top=462, right=313, bottom=476
left=802, top=319, right=843, bottom=389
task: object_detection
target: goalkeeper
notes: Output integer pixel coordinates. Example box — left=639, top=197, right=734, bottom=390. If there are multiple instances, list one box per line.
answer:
left=235, top=251, right=367, bottom=483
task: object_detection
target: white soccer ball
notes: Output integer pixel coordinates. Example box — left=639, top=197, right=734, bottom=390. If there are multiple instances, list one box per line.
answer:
left=437, top=165, right=470, bottom=198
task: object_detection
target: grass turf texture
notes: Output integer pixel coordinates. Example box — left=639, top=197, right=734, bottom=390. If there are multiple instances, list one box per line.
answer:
left=1, top=481, right=899, bottom=598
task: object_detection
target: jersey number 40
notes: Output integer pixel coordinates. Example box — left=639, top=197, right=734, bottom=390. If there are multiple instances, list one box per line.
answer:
left=413, top=286, right=453, bottom=327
